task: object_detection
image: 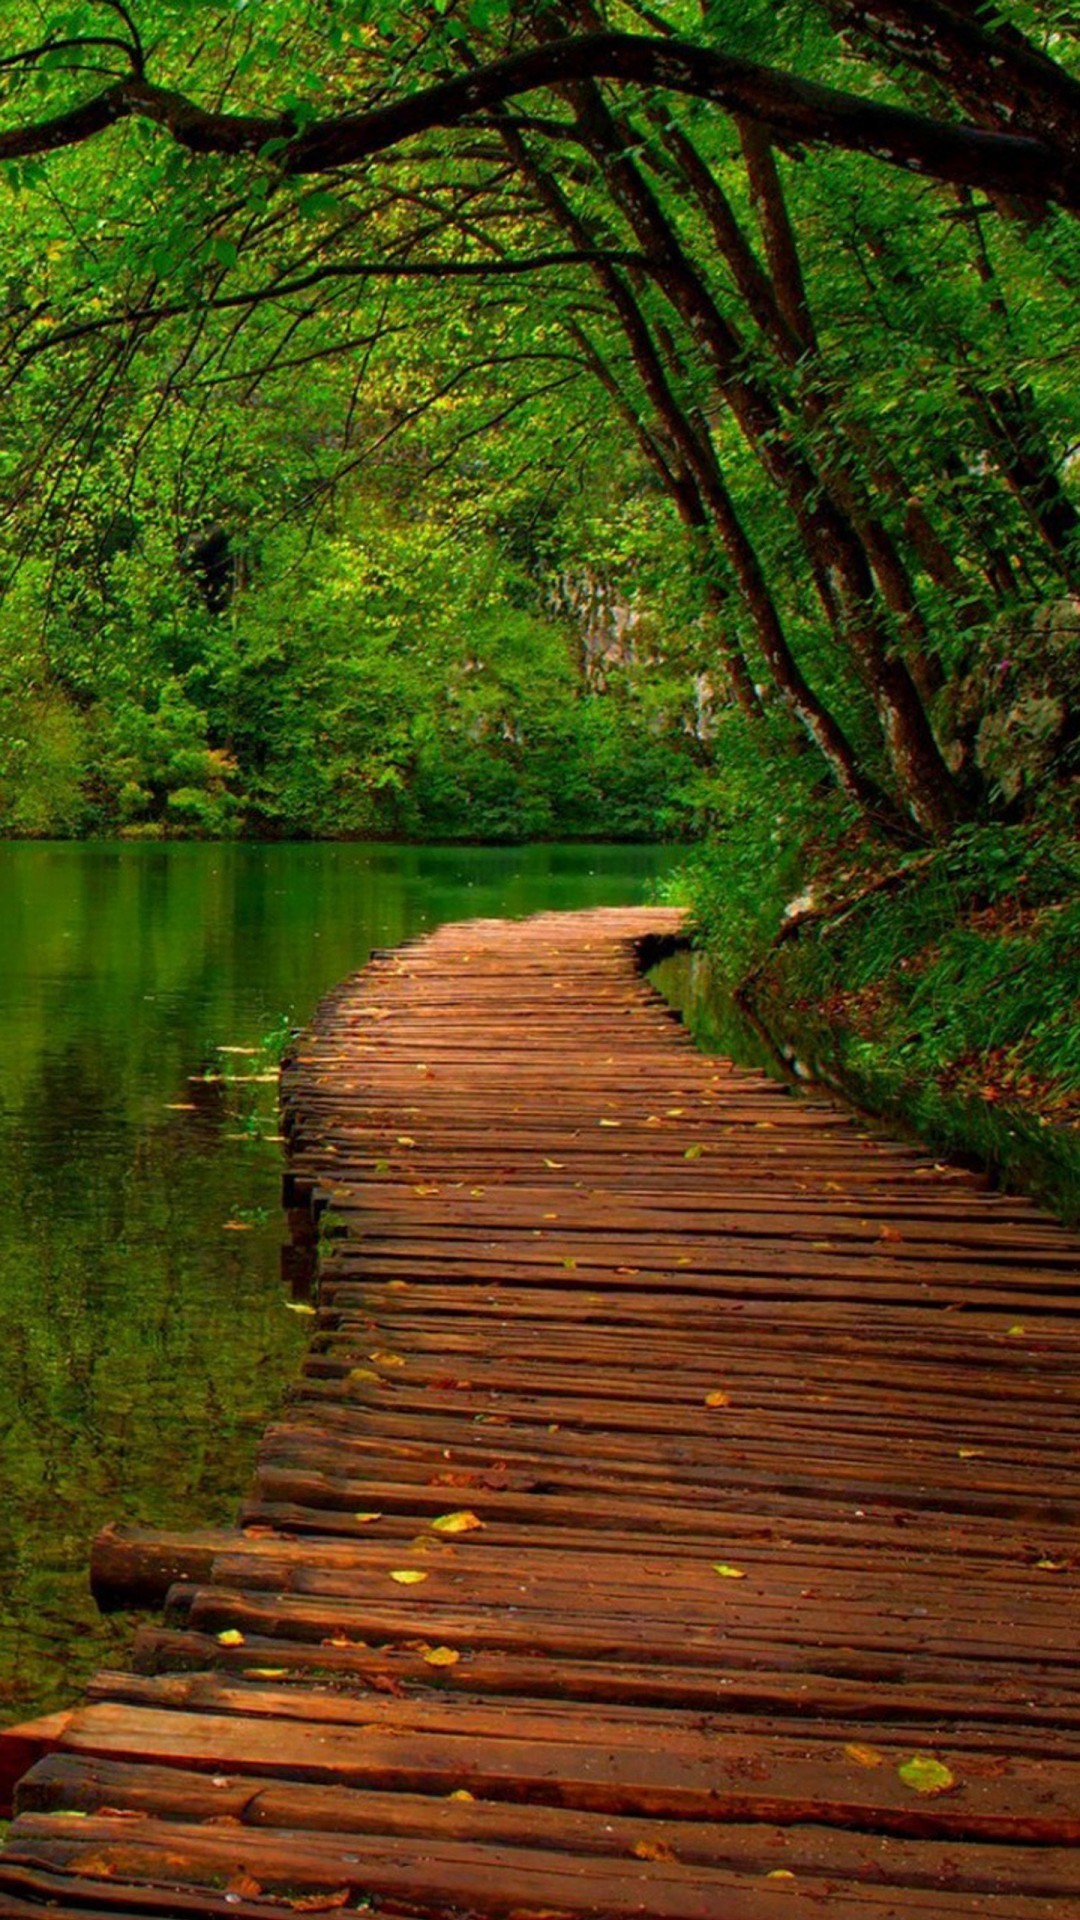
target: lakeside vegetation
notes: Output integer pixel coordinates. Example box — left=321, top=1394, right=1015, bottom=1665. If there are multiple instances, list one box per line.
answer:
left=0, top=0, right=1077, bottom=1199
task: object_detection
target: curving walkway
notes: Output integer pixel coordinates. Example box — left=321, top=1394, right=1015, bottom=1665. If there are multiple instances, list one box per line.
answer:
left=2, top=907, right=1080, bottom=1918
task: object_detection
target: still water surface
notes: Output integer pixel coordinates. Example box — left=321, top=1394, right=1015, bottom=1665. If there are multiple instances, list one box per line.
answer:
left=0, top=839, right=681, bottom=1723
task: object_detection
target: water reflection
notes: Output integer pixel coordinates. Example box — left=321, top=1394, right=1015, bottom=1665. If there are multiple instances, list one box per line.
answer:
left=0, top=840, right=680, bottom=1721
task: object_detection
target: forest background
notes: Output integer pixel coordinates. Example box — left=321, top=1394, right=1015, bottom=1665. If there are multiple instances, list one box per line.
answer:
left=0, top=0, right=1078, bottom=1202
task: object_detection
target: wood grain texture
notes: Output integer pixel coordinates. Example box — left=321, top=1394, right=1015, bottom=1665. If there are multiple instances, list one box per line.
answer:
left=3, top=906, right=1080, bottom=1918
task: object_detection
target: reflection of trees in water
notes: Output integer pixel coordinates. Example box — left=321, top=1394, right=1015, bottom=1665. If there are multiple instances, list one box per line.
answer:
left=0, top=1049, right=298, bottom=1722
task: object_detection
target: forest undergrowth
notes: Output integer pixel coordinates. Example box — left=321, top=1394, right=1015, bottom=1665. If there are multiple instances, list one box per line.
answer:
left=673, top=757, right=1080, bottom=1224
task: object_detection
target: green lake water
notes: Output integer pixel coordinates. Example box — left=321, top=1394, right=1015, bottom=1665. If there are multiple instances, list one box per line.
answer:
left=0, top=839, right=682, bottom=1724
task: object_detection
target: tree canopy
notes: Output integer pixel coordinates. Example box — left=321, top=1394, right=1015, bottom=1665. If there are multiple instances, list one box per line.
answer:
left=0, top=0, right=1077, bottom=843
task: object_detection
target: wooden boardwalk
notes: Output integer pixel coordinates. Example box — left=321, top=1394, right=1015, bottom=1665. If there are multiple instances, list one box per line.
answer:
left=2, top=905, right=1080, bottom=1918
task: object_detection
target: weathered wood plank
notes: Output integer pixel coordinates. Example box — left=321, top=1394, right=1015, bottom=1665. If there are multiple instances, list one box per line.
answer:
left=5, top=906, right=1080, bottom=1920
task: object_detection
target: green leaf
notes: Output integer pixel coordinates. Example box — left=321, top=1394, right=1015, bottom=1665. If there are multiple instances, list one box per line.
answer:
left=297, top=190, right=342, bottom=221
left=897, top=1754, right=956, bottom=1796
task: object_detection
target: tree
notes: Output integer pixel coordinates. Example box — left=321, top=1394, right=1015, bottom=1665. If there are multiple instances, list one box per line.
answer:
left=0, top=0, right=1077, bottom=839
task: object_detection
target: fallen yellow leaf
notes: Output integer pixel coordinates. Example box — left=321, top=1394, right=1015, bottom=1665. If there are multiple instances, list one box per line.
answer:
left=631, top=1839, right=678, bottom=1862
left=216, top=1629, right=245, bottom=1646
left=424, top=1646, right=461, bottom=1667
left=431, top=1510, right=484, bottom=1535
left=447, top=1789, right=474, bottom=1802
left=704, top=1390, right=730, bottom=1408
left=389, top=1569, right=428, bottom=1585
left=844, top=1743, right=885, bottom=1768
left=713, top=1563, right=746, bottom=1579
left=353, top=1511, right=384, bottom=1524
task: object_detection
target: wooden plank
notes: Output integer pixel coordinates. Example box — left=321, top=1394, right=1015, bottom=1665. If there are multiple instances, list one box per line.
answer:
left=6, top=906, right=1080, bottom=1920
left=18, top=1754, right=1080, bottom=1896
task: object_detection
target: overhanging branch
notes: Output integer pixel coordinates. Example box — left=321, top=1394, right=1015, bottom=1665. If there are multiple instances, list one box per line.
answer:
left=0, top=32, right=1072, bottom=208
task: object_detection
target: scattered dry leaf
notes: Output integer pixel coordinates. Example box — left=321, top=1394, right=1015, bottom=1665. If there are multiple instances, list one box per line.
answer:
left=227, top=1874, right=263, bottom=1899
left=631, top=1839, right=678, bottom=1863
left=424, top=1646, right=461, bottom=1667
left=713, top=1563, right=746, bottom=1580
left=431, top=1510, right=484, bottom=1534
left=844, top=1743, right=885, bottom=1768
left=389, top=1569, right=428, bottom=1585
left=216, top=1629, right=245, bottom=1646
left=704, top=1390, right=730, bottom=1408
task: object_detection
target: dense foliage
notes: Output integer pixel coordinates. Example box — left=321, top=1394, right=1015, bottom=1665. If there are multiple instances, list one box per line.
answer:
left=0, top=0, right=1077, bottom=838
